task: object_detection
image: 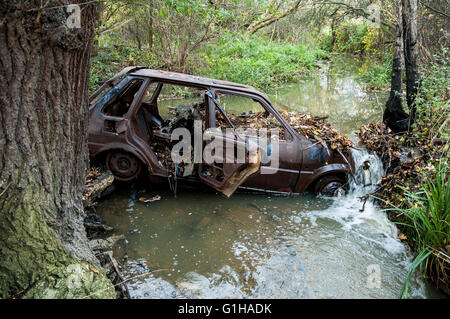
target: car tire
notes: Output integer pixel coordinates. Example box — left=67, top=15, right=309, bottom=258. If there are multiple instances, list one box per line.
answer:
left=106, top=151, right=142, bottom=181
left=313, top=175, right=346, bottom=197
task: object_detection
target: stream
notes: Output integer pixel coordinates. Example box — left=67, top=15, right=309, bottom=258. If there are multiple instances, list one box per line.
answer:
left=95, top=56, right=436, bottom=298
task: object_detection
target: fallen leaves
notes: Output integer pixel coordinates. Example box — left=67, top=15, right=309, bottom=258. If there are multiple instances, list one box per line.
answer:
left=357, top=121, right=448, bottom=242
left=225, top=110, right=353, bottom=151
left=90, top=267, right=100, bottom=274
left=86, top=167, right=102, bottom=185
left=83, top=169, right=114, bottom=203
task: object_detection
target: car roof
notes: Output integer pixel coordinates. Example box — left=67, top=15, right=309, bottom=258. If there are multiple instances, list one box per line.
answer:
left=129, top=68, right=269, bottom=99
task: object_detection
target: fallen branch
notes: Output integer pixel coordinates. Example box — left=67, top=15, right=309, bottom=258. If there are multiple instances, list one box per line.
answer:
left=247, top=0, right=302, bottom=34
left=82, top=268, right=169, bottom=299
left=0, top=182, right=11, bottom=197
left=105, top=251, right=130, bottom=299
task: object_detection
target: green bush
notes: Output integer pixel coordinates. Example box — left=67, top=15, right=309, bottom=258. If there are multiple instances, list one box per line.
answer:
left=199, top=34, right=329, bottom=89
left=413, top=50, right=450, bottom=140
left=90, top=34, right=329, bottom=93
left=89, top=44, right=158, bottom=93
left=357, top=52, right=392, bottom=89
left=328, top=22, right=382, bottom=55
left=319, top=22, right=391, bottom=89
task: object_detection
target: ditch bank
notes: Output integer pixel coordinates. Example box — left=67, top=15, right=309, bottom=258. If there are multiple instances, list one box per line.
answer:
left=358, top=122, right=449, bottom=297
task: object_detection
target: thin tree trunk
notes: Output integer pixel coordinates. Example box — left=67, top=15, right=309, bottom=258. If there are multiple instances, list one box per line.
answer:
left=331, top=18, right=337, bottom=47
left=0, top=0, right=115, bottom=298
left=93, top=1, right=104, bottom=57
left=402, top=0, right=419, bottom=121
left=384, top=0, right=409, bottom=132
left=134, top=18, right=142, bottom=50
left=148, top=5, right=153, bottom=50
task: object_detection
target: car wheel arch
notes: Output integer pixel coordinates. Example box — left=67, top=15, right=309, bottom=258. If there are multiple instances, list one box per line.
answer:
left=299, top=163, right=350, bottom=194
left=311, top=173, right=347, bottom=195
left=92, top=144, right=150, bottom=174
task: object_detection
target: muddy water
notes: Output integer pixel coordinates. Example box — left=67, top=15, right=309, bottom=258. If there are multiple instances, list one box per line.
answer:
left=95, top=56, right=432, bottom=298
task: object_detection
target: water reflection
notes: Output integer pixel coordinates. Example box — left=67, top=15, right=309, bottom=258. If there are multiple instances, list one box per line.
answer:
left=267, top=56, right=386, bottom=135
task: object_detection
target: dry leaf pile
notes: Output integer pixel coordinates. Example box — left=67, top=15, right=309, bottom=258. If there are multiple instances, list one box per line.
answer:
left=224, top=110, right=353, bottom=151
left=357, top=122, right=447, bottom=204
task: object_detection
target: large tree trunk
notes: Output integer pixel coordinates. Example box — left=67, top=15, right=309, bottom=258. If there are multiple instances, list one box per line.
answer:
left=384, top=0, right=409, bottom=132
left=0, top=1, right=115, bottom=298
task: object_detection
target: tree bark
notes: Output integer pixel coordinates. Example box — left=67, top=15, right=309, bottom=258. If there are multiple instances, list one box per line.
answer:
left=0, top=0, right=115, bottom=298
left=384, top=0, right=420, bottom=132
left=384, top=0, right=409, bottom=132
left=331, top=18, right=337, bottom=47
left=148, top=4, right=153, bottom=50
left=402, top=0, right=419, bottom=120
left=134, top=17, right=142, bottom=50
left=92, top=1, right=104, bottom=57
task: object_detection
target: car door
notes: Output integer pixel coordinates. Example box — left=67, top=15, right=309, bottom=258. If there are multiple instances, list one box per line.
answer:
left=207, top=89, right=302, bottom=194
left=199, top=90, right=261, bottom=198
left=88, top=76, right=146, bottom=153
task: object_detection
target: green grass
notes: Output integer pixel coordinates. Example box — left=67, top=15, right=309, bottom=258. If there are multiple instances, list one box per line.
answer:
left=199, top=34, right=329, bottom=89
left=400, top=248, right=433, bottom=298
left=397, top=163, right=449, bottom=250
left=384, top=161, right=450, bottom=298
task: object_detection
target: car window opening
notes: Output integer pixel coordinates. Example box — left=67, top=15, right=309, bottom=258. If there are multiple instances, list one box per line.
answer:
left=214, top=92, right=289, bottom=141
left=102, top=78, right=144, bottom=118
left=136, top=81, right=208, bottom=177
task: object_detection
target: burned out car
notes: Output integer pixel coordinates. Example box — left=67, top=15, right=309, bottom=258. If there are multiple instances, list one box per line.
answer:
left=88, top=67, right=355, bottom=198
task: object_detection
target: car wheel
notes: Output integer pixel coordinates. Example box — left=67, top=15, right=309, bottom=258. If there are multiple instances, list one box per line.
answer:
left=314, top=175, right=346, bottom=197
left=106, top=151, right=142, bottom=181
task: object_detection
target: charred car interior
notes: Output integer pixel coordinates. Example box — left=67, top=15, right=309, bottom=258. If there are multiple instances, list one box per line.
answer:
left=88, top=67, right=355, bottom=198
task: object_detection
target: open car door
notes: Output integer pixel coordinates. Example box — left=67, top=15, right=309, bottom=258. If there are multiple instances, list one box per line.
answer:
left=198, top=92, right=261, bottom=198
left=198, top=130, right=261, bottom=198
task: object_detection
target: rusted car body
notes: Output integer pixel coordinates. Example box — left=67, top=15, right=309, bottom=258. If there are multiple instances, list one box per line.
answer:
left=88, top=67, right=354, bottom=197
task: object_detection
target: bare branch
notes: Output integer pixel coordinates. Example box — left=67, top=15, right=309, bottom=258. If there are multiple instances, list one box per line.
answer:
left=247, top=0, right=302, bottom=35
